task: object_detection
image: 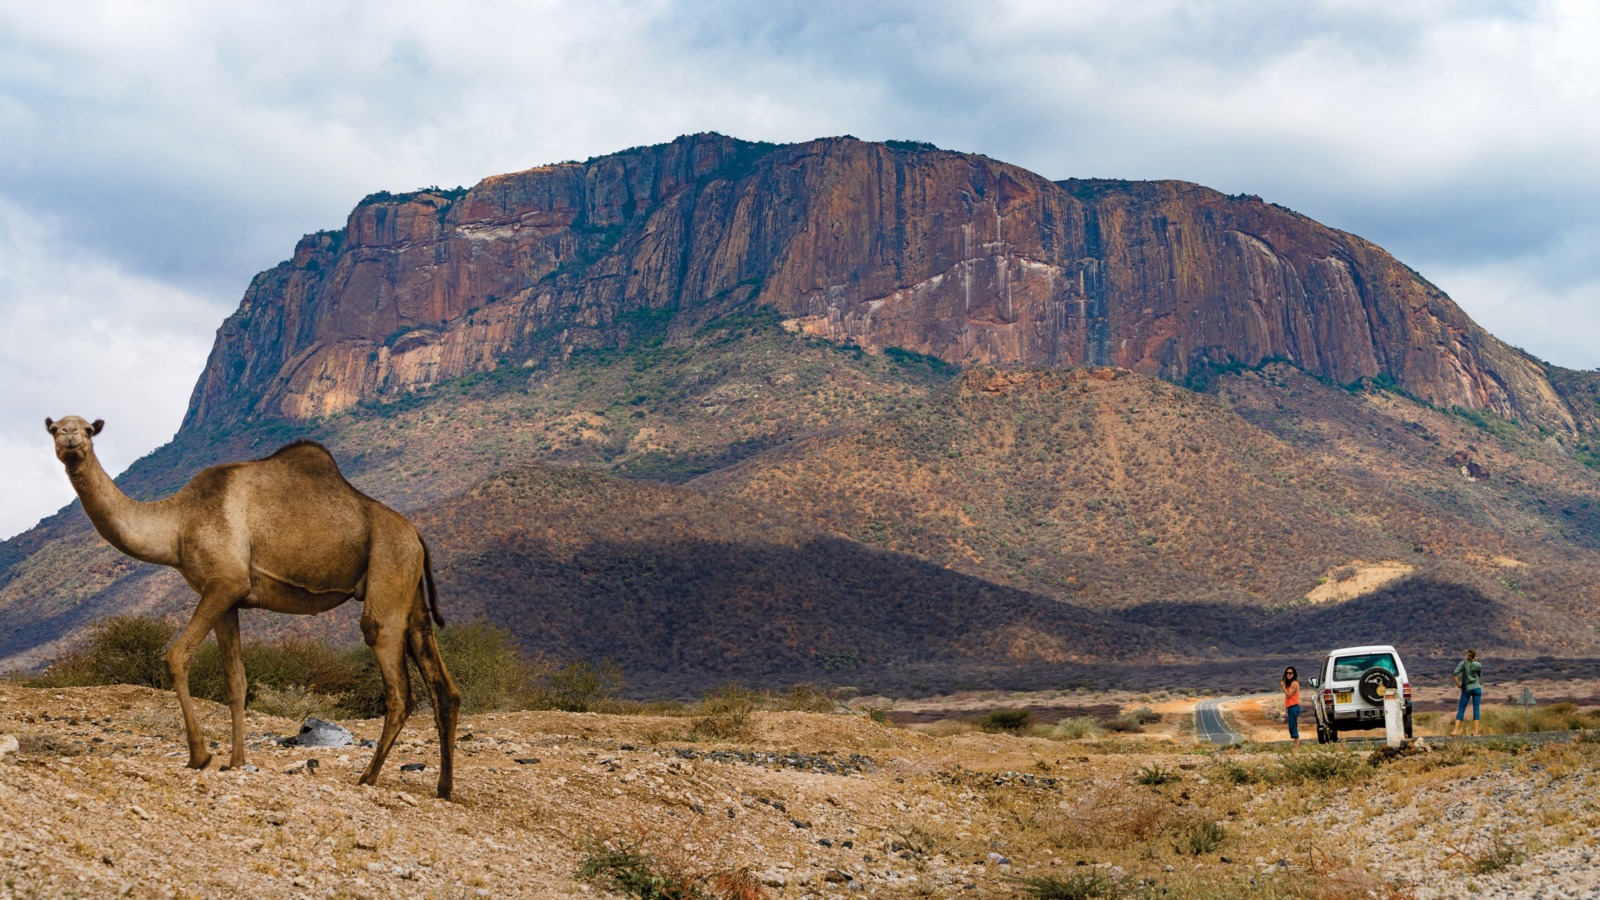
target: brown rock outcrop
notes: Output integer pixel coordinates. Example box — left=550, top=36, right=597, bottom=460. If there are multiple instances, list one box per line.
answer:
left=184, top=134, right=1575, bottom=432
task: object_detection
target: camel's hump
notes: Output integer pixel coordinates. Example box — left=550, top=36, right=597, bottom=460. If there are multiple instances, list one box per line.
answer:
left=262, top=440, right=340, bottom=466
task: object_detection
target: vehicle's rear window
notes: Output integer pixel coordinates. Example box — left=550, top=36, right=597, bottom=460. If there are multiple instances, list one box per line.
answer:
left=1332, top=653, right=1397, bottom=681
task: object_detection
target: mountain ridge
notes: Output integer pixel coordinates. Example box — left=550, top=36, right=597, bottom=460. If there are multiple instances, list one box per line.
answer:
left=183, top=133, right=1575, bottom=432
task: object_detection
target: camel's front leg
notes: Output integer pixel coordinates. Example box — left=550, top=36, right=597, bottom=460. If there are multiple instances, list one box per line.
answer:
left=213, top=606, right=249, bottom=769
left=167, top=581, right=248, bottom=769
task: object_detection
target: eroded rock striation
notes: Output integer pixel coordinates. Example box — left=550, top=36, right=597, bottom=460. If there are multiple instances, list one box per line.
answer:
left=185, top=133, right=1573, bottom=431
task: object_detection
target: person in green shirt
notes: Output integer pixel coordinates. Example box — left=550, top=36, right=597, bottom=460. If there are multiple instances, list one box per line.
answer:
left=1451, top=648, right=1483, bottom=736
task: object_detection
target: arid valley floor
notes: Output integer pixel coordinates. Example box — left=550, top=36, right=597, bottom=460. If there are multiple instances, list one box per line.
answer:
left=5, top=683, right=1600, bottom=898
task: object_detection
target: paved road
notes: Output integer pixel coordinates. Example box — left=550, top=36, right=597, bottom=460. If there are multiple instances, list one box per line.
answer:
left=1194, top=696, right=1246, bottom=745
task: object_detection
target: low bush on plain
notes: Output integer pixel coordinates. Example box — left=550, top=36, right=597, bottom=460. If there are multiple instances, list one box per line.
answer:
left=534, top=659, right=627, bottom=712
left=576, top=839, right=768, bottom=900
left=1180, top=821, right=1226, bottom=855
left=692, top=683, right=761, bottom=741
left=1134, top=764, right=1180, bottom=786
left=433, top=621, right=548, bottom=713
left=27, top=615, right=176, bottom=689
left=978, top=708, right=1034, bottom=733
left=25, top=614, right=605, bottom=719
left=1128, top=706, right=1162, bottom=725
left=1009, top=871, right=1127, bottom=899
left=776, top=682, right=837, bottom=713
left=1212, top=759, right=1257, bottom=785
left=1041, top=717, right=1101, bottom=740
left=1275, top=750, right=1366, bottom=784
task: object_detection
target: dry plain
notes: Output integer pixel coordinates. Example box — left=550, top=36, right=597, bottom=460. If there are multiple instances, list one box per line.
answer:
left=7, top=684, right=1600, bottom=898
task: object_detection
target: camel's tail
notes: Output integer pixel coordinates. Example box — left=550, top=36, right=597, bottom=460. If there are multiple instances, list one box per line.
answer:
left=420, top=537, right=445, bottom=628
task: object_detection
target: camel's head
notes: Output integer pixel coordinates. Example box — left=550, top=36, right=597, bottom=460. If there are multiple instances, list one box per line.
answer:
left=46, top=416, right=103, bottom=467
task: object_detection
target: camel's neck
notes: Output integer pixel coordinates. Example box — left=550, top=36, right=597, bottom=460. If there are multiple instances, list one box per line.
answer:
left=66, top=449, right=180, bottom=566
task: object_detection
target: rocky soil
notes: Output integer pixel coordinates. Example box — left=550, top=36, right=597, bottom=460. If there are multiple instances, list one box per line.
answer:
left=5, top=684, right=1600, bottom=898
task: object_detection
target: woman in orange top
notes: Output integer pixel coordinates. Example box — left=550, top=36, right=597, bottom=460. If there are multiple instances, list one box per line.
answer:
left=1282, top=666, right=1301, bottom=747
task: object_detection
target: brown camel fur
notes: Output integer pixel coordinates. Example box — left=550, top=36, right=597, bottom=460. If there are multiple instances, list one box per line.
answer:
left=45, top=415, right=461, bottom=799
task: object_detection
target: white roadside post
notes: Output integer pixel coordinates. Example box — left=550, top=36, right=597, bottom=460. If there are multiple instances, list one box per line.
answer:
left=1383, top=684, right=1405, bottom=747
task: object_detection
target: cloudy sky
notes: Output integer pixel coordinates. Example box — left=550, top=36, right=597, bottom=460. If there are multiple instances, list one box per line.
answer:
left=2, top=0, right=1597, bottom=539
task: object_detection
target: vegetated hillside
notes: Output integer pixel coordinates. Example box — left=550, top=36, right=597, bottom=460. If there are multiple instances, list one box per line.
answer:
left=417, top=465, right=1184, bottom=696
left=8, top=313, right=1600, bottom=687
left=1210, top=362, right=1600, bottom=642
left=698, top=365, right=1600, bottom=658
left=0, top=314, right=958, bottom=671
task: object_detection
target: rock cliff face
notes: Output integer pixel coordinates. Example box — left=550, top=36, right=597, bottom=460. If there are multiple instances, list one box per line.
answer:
left=184, top=134, right=1574, bottom=432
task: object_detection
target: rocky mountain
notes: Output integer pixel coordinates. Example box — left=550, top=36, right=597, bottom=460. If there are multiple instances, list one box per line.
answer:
left=8, top=134, right=1600, bottom=693
left=185, top=133, right=1571, bottom=432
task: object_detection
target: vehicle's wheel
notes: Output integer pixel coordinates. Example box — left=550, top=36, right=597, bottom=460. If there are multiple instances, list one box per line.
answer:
left=1315, top=723, right=1329, bottom=744
left=1328, top=725, right=1340, bottom=743
left=1403, top=710, right=1414, bottom=739
left=1357, top=667, right=1398, bottom=705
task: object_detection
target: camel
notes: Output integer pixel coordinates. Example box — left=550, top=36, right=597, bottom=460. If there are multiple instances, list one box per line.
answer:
left=45, top=415, right=460, bottom=799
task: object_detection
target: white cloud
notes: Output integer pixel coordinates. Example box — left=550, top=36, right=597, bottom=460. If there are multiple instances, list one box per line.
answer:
left=0, top=199, right=219, bottom=538
left=1, top=0, right=1598, bottom=537
left=1424, top=221, right=1600, bottom=369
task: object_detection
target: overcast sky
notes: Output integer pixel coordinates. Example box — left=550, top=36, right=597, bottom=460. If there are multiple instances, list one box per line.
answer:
left=3, top=0, right=1597, bottom=539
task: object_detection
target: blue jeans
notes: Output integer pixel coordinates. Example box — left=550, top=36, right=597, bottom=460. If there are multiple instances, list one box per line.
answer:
left=1456, top=688, right=1481, bottom=721
left=1286, top=704, right=1300, bottom=740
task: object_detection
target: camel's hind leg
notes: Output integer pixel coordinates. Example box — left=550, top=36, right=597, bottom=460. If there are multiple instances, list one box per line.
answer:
left=407, top=620, right=461, bottom=799
left=358, top=614, right=412, bottom=788
left=214, top=607, right=249, bottom=769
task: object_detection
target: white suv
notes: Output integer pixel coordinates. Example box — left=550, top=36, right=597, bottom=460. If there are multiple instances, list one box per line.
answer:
left=1308, top=644, right=1412, bottom=743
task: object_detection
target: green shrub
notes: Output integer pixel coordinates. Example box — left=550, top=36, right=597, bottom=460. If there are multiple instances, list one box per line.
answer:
left=576, top=843, right=705, bottom=900
left=1213, top=760, right=1257, bottom=785
left=1275, top=751, right=1366, bottom=784
left=1009, top=871, right=1126, bottom=899
left=187, top=634, right=367, bottom=708
left=1472, top=836, right=1526, bottom=874
left=1128, top=706, right=1162, bottom=725
left=692, top=683, right=761, bottom=741
left=1101, top=716, right=1143, bottom=734
left=777, top=682, right=837, bottom=713
left=249, top=683, right=343, bottom=720
left=1045, top=717, right=1102, bottom=740
left=1180, top=821, right=1226, bottom=855
left=534, top=659, right=626, bottom=713
left=333, top=646, right=391, bottom=719
left=28, top=615, right=552, bottom=720
left=434, top=621, right=545, bottom=714
left=1134, top=764, right=1180, bottom=786
left=978, top=708, right=1033, bottom=733
left=27, top=615, right=176, bottom=689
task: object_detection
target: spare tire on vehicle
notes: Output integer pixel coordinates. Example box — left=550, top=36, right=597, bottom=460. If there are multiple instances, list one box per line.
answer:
left=1357, top=667, right=1397, bottom=705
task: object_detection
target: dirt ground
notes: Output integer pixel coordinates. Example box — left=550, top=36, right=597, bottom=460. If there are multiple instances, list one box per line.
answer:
left=6, top=683, right=1600, bottom=899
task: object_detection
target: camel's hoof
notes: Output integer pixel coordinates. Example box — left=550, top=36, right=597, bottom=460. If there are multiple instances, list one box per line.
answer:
left=358, top=773, right=378, bottom=786
left=436, top=784, right=453, bottom=801
left=187, top=752, right=213, bottom=770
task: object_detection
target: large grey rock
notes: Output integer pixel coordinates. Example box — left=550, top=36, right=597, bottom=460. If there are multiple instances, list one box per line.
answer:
left=280, top=717, right=353, bottom=748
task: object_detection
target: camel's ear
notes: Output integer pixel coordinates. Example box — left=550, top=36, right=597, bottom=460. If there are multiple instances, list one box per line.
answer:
left=89, top=419, right=104, bottom=436
left=45, top=417, right=55, bottom=433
